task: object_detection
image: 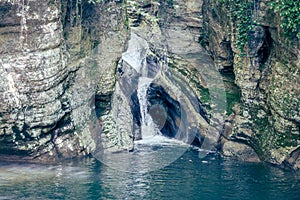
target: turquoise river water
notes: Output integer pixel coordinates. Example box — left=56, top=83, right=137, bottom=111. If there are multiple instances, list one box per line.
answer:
left=0, top=146, right=299, bottom=200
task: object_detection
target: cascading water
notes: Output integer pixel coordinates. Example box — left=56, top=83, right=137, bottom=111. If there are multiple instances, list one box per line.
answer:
left=94, top=31, right=211, bottom=173
left=137, top=77, right=158, bottom=139
left=121, top=32, right=160, bottom=140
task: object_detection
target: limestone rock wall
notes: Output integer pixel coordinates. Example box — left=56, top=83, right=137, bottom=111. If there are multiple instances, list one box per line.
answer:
left=0, top=0, right=128, bottom=162
left=202, top=0, right=299, bottom=169
left=0, top=0, right=298, bottom=170
left=114, top=0, right=227, bottom=151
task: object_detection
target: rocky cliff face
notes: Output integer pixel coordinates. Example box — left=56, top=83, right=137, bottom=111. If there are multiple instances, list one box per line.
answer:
left=96, top=0, right=299, bottom=170
left=118, top=0, right=227, bottom=152
left=0, top=0, right=298, bottom=170
left=202, top=0, right=299, bottom=169
left=0, top=0, right=128, bottom=162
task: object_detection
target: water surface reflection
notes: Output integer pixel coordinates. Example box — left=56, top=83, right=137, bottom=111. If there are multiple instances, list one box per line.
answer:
left=0, top=150, right=299, bottom=200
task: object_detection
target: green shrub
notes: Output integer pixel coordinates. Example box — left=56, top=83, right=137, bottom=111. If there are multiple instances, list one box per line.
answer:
left=269, top=0, right=300, bottom=38
left=216, top=0, right=254, bottom=53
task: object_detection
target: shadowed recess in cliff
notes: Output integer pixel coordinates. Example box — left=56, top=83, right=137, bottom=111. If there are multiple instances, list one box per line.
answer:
left=91, top=17, right=231, bottom=172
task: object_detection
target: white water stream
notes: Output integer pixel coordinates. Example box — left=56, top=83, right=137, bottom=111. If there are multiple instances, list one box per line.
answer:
left=137, top=77, right=159, bottom=139
left=122, top=32, right=160, bottom=140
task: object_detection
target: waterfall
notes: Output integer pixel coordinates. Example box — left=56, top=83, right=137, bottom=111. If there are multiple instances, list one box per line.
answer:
left=96, top=31, right=213, bottom=172
left=121, top=32, right=159, bottom=140
left=135, top=41, right=159, bottom=139
left=137, top=77, right=158, bottom=139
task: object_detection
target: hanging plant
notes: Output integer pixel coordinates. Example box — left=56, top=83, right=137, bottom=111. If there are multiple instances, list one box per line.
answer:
left=269, top=0, right=300, bottom=38
left=215, top=0, right=254, bottom=54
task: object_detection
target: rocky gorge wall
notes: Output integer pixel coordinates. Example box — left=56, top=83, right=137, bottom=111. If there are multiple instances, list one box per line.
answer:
left=102, top=0, right=228, bottom=154
left=202, top=0, right=299, bottom=169
left=0, top=0, right=128, bottom=162
left=0, top=0, right=299, bottom=170
left=101, top=0, right=299, bottom=170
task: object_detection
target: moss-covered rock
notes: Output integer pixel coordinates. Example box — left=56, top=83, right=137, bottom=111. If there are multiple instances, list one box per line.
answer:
left=203, top=0, right=300, bottom=169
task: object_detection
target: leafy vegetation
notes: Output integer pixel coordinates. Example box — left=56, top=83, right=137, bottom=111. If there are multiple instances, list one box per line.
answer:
left=269, top=0, right=300, bottom=38
left=216, top=0, right=254, bottom=53
left=225, top=87, right=240, bottom=115
left=215, top=0, right=299, bottom=53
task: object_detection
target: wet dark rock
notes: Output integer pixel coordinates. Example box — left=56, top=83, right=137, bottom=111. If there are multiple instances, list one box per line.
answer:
left=223, top=141, right=260, bottom=163
left=148, top=83, right=181, bottom=138
left=283, top=147, right=300, bottom=170
left=130, top=91, right=142, bottom=140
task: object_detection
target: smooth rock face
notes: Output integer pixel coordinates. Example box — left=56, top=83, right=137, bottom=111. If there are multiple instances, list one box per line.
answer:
left=202, top=0, right=300, bottom=169
left=0, top=0, right=128, bottom=161
left=112, top=0, right=227, bottom=151
left=223, top=141, right=260, bottom=162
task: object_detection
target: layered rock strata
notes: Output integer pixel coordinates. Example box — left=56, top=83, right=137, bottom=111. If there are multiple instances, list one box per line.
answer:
left=203, top=0, right=299, bottom=169
left=0, top=0, right=128, bottom=162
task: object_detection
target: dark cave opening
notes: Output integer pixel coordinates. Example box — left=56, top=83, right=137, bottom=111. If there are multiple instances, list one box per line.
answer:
left=146, top=83, right=203, bottom=148
left=259, top=27, right=272, bottom=66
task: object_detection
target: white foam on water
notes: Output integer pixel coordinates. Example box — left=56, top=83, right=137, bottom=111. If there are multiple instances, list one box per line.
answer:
left=135, top=134, right=190, bottom=147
